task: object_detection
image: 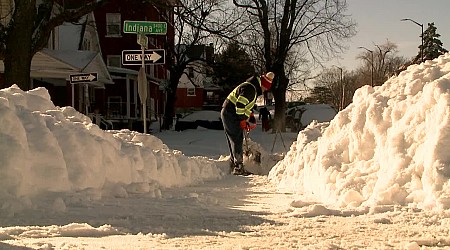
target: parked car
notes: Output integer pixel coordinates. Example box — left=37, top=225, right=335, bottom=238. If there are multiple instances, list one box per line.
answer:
left=175, top=110, right=224, bottom=131
left=286, top=104, right=337, bottom=131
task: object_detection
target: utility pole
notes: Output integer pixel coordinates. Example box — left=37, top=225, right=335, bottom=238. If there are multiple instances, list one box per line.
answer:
left=333, top=66, right=344, bottom=110
left=358, top=46, right=374, bottom=87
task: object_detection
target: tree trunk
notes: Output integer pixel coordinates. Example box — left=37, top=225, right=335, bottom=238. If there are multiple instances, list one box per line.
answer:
left=162, top=74, right=181, bottom=130
left=3, top=0, right=35, bottom=90
left=4, top=49, right=33, bottom=90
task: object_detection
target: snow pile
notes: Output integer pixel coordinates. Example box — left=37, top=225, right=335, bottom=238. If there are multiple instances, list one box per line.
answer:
left=0, top=85, right=223, bottom=211
left=269, top=53, right=450, bottom=211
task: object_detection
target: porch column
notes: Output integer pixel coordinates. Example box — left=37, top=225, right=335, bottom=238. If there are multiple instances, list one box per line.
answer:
left=126, top=76, right=130, bottom=118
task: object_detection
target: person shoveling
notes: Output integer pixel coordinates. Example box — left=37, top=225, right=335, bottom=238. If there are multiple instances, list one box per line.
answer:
left=220, top=72, right=274, bottom=175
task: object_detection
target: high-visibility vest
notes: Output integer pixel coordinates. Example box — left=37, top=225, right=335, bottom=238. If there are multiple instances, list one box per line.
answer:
left=226, top=78, right=260, bottom=117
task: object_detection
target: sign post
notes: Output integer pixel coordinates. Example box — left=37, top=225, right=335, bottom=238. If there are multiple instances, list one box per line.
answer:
left=138, top=33, right=148, bottom=133
left=69, top=72, right=98, bottom=114
left=138, top=68, right=148, bottom=134
left=123, top=20, right=167, bottom=134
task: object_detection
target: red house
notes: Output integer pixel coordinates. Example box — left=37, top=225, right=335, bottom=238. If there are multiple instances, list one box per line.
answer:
left=92, top=0, right=179, bottom=131
left=0, top=0, right=179, bottom=133
left=175, top=44, right=222, bottom=114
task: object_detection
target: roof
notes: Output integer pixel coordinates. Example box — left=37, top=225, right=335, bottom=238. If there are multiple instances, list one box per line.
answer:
left=0, top=48, right=113, bottom=88
left=38, top=49, right=113, bottom=85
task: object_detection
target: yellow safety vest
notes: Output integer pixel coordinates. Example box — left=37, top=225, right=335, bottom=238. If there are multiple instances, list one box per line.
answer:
left=226, top=78, right=260, bottom=117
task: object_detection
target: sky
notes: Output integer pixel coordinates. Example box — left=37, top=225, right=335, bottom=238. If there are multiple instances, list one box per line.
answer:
left=332, top=0, right=450, bottom=70
left=1, top=54, right=450, bottom=248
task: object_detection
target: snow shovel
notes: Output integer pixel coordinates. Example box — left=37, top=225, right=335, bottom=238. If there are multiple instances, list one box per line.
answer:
left=243, top=130, right=261, bottom=163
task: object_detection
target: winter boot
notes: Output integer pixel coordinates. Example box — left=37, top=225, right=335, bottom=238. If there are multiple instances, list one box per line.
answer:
left=232, top=163, right=252, bottom=176
left=229, top=160, right=236, bottom=174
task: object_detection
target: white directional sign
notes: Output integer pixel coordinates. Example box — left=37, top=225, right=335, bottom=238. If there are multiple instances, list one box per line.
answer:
left=137, top=34, right=148, bottom=49
left=122, top=49, right=165, bottom=65
left=69, top=73, right=98, bottom=84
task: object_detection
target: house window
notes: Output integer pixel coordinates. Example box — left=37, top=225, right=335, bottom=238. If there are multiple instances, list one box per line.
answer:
left=187, top=88, right=195, bottom=96
left=206, top=91, right=214, bottom=100
left=106, top=13, right=121, bottom=37
left=107, top=55, right=121, bottom=67
left=107, top=96, right=123, bottom=118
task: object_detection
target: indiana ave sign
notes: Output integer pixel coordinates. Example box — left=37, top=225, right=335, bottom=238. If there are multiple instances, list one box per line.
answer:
left=122, top=49, right=165, bottom=65
left=69, top=73, right=98, bottom=84
left=123, top=20, right=167, bottom=35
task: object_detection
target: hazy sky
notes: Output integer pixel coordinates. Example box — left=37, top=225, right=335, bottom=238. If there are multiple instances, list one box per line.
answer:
left=331, top=0, right=450, bottom=70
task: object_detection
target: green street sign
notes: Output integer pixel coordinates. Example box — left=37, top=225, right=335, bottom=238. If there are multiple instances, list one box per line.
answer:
left=123, top=20, right=167, bottom=35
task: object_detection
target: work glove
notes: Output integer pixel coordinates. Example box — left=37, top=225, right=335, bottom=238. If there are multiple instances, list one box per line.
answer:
left=240, top=119, right=257, bottom=131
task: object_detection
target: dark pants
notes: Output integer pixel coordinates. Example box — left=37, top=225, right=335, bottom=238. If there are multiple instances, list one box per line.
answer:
left=221, top=106, right=244, bottom=165
left=262, top=119, right=270, bottom=131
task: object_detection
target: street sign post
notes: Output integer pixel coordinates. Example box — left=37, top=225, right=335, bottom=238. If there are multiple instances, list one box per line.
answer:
left=138, top=67, right=148, bottom=134
left=69, top=72, right=98, bottom=114
left=69, top=73, right=98, bottom=84
left=123, top=21, right=167, bottom=35
left=122, top=49, right=165, bottom=65
left=122, top=20, right=167, bottom=134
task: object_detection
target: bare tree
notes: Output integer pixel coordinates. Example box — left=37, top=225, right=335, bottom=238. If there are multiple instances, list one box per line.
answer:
left=311, top=69, right=339, bottom=108
left=357, top=41, right=408, bottom=87
left=162, top=0, right=243, bottom=129
left=232, top=0, right=356, bottom=131
left=0, top=0, right=109, bottom=90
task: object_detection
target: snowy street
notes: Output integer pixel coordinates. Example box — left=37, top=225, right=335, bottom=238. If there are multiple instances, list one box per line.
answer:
left=2, top=174, right=450, bottom=249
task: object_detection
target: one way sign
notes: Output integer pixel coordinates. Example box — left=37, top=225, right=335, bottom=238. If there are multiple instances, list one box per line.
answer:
left=69, top=73, right=98, bottom=84
left=122, top=49, right=165, bottom=65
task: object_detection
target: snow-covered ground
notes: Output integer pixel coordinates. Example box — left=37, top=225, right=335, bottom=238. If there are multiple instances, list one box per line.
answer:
left=1, top=53, right=450, bottom=249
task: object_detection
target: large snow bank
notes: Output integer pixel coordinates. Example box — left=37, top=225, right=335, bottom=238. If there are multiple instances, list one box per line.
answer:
left=0, top=85, right=223, bottom=209
left=269, top=53, right=450, bottom=211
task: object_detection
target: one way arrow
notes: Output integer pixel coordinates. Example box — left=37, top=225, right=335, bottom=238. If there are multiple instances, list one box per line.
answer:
left=87, top=73, right=96, bottom=81
left=69, top=72, right=98, bottom=84
left=148, top=51, right=162, bottom=62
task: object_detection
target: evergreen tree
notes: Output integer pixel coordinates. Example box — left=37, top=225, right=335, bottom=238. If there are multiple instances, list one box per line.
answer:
left=305, top=85, right=333, bottom=105
left=213, top=42, right=255, bottom=95
left=414, top=22, right=448, bottom=63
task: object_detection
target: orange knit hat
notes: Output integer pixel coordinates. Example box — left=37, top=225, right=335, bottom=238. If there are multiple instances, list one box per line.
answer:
left=261, top=72, right=274, bottom=90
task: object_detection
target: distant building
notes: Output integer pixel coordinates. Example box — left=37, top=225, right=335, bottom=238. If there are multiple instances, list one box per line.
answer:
left=175, top=44, right=222, bottom=113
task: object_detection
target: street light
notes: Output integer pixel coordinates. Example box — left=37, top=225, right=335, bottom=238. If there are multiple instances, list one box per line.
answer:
left=358, top=46, right=374, bottom=87
left=333, top=65, right=344, bottom=110
left=401, top=18, right=424, bottom=63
